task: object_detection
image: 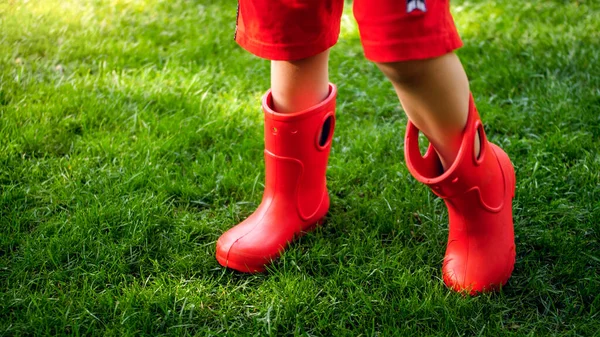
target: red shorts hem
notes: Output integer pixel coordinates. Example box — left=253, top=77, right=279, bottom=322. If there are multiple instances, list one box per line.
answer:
left=235, top=28, right=339, bottom=61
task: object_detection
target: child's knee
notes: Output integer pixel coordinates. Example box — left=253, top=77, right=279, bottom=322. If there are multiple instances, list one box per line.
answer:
left=375, top=58, right=432, bottom=86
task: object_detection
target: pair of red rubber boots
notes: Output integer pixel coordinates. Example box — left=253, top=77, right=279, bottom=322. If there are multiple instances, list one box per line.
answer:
left=216, top=84, right=516, bottom=294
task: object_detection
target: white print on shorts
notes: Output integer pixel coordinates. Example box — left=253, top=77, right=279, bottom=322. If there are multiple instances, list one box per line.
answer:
left=407, top=0, right=427, bottom=13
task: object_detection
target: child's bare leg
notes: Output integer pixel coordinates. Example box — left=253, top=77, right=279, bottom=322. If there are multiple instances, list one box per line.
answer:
left=271, top=50, right=330, bottom=113
left=380, top=52, right=516, bottom=294
left=376, top=52, right=479, bottom=169
left=216, top=49, right=337, bottom=273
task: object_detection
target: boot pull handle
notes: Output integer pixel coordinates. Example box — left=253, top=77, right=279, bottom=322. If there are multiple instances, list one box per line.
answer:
left=473, top=119, right=488, bottom=166
left=316, top=112, right=335, bottom=151
left=404, top=93, right=488, bottom=181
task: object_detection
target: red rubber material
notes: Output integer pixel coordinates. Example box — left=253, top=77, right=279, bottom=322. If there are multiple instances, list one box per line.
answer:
left=404, top=94, right=516, bottom=295
left=216, top=84, right=337, bottom=273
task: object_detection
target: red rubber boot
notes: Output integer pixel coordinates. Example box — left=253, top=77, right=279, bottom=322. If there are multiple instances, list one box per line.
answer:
left=216, top=84, right=337, bottom=273
left=404, top=95, right=516, bottom=294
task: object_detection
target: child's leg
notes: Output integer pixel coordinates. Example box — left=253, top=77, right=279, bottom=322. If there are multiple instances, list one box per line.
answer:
left=217, top=49, right=337, bottom=273
left=271, top=50, right=330, bottom=113
left=354, top=0, right=516, bottom=294
left=375, top=52, right=479, bottom=169
left=216, top=51, right=336, bottom=272
left=216, top=0, right=343, bottom=273
left=384, top=55, right=515, bottom=293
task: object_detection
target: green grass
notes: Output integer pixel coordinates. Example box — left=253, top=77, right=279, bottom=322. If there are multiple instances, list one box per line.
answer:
left=1, top=0, right=599, bottom=335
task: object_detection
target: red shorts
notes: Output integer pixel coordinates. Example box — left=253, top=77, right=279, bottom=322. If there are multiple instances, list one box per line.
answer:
left=235, top=0, right=463, bottom=62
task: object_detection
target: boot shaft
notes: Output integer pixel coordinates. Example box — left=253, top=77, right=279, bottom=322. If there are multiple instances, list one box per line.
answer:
left=261, top=84, right=337, bottom=220
left=404, top=94, right=508, bottom=211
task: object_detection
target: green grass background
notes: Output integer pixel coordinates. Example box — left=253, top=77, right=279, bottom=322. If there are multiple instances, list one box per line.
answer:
left=1, top=0, right=599, bottom=335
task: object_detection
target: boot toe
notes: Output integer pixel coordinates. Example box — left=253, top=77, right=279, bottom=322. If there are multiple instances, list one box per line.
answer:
left=215, top=223, right=288, bottom=273
left=216, top=235, right=270, bottom=273
left=443, top=247, right=514, bottom=295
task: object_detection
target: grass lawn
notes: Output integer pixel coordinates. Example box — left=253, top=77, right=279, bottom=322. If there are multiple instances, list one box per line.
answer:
left=1, top=0, right=599, bottom=335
